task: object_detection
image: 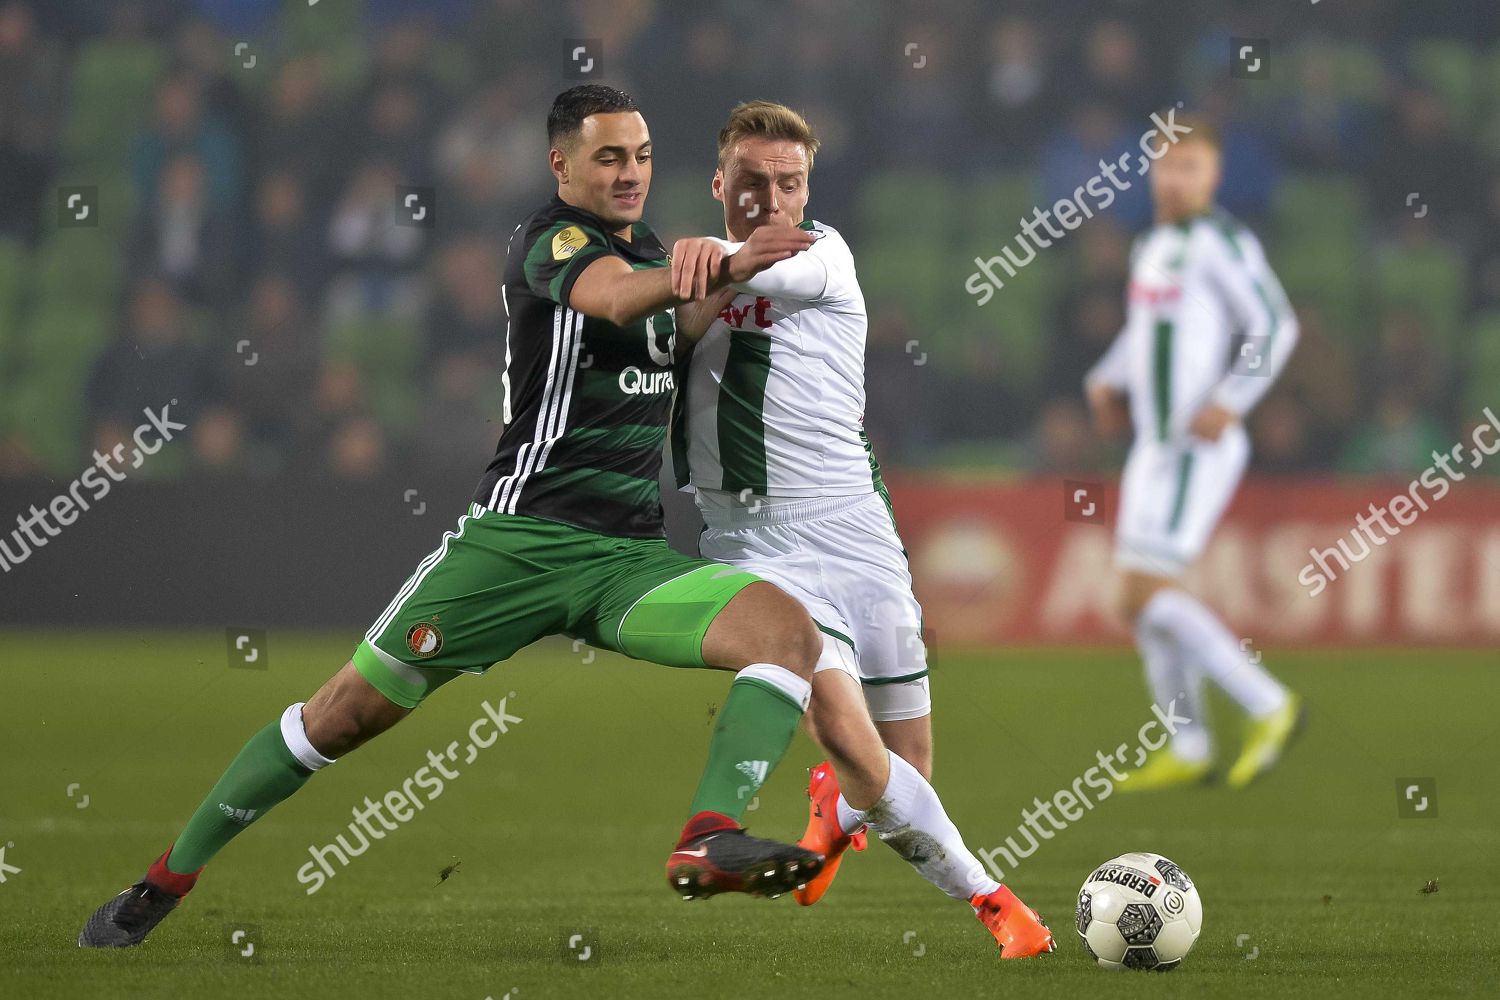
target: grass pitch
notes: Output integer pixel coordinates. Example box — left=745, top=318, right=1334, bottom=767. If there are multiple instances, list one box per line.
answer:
left=0, top=632, right=1493, bottom=998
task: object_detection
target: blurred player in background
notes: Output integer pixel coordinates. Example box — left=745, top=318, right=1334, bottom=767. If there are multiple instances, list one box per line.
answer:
left=1085, top=117, right=1303, bottom=791
left=671, top=101, right=1053, bottom=957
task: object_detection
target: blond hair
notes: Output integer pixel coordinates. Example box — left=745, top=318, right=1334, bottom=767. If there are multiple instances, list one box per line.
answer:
left=1170, top=113, right=1222, bottom=151
left=717, top=101, right=820, bottom=170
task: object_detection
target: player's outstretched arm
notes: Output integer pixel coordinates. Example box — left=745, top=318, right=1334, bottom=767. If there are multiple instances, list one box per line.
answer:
left=706, top=225, right=828, bottom=300
left=712, top=224, right=818, bottom=294
left=567, top=228, right=810, bottom=328
left=569, top=254, right=688, bottom=328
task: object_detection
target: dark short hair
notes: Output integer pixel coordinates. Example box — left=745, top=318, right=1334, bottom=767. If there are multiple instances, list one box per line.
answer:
left=547, top=84, right=640, bottom=148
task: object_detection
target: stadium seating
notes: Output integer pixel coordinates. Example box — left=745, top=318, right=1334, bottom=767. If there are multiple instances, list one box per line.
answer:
left=961, top=173, right=1040, bottom=246
left=642, top=173, right=723, bottom=243
left=1270, top=175, right=1370, bottom=336
left=1329, top=42, right=1388, bottom=106
left=2, top=15, right=1491, bottom=480
left=1270, top=241, right=1363, bottom=336
left=19, top=305, right=110, bottom=375
left=0, top=239, right=28, bottom=358
left=324, top=316, right=424, bottom=435
left=859, top=170, right=1055, bottom=382
left=1468, top=313, right=1500, bottom=421
left=1375, top=241, right=1467, bottom=354
left=857, top=171, right=954, bottom=243
left=1272, top=174, right=1368, bottom=252
left=1409, top=40, right=1479, bottom=129
left=9, top=354, right=92, bottom=476
left=33, top=234, right=121, bottom=312
left=63, top=38, right=167, bottom=169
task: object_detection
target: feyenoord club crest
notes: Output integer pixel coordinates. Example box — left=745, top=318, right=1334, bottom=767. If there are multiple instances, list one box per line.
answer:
left=407, top=621, right=443, bottom=658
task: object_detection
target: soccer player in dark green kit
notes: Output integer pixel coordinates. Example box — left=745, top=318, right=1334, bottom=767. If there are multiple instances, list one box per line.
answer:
left=80, top=85, right=825, bottom=947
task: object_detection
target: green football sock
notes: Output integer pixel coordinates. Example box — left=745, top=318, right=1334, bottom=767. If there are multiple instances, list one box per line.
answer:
left=165, top=721, right=315, bottom=873
left=689, top=670, right=806, bottom=821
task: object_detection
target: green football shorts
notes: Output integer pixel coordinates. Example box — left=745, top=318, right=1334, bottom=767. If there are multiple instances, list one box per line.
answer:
left=352, top=504, right=761, bottom=708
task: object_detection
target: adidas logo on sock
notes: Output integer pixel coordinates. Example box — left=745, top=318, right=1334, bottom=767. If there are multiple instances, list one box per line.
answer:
left=218, top=802, right=259, bottom=825
left=735, top=760, right=769, bottom=787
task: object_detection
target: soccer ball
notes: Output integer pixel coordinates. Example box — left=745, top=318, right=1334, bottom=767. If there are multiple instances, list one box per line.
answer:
left=1075, top=852, right=1202, bottom=971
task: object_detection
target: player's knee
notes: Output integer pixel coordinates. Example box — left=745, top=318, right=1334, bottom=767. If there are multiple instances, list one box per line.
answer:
left=711, top=582, right=821, bottom=678
left=760, top=608, right=821, bottom=680
left=303, top=703, right=365, bottom=759
left=1117, top=575, right=1163, bottom=625
left=303, top=661, right=408, bottom=758
left=789, top=616, right=823, bottom=679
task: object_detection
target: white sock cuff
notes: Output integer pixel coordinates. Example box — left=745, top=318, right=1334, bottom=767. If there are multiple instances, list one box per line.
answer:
left=835, top=792, right=865, bottom=835
left=863, top=750, right=921, bottom=834
left=280, top=703, right=336, bottom=771
left=737, top=663, right=811, bottom=712
left=884, top=749, right=924, bottom=803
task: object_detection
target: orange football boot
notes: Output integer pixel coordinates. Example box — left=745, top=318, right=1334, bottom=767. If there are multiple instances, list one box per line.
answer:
left=970, top=885, right=1056, bottom=958
left=792, top=761, right=867, bottom=905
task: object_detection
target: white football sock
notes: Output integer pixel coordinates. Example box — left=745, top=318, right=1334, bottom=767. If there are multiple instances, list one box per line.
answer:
left=1134, top=619, right=1211, bottom=762
left=280, top=703, right=336, bottom=770
left=848, top=750, right=1000, bottom=900
left=835, top=793, right=864, bottom=836
left=1142, top=589, right=1288, bottom=718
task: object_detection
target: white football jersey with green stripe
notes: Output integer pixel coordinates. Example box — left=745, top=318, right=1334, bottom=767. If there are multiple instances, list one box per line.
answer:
left=675, top=219, right=932, bottom=718
left=677, top=220, right=876, bottom=497
left=1086, top=208, right=1298, bottom=443
left=1087, top=208, right=1299, bottom=576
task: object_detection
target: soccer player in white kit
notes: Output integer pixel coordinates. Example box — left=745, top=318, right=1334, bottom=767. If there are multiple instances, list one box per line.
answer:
left=669, top=102, right=1054, bottom=957
left=1085, top=118, right=1304, bottom=790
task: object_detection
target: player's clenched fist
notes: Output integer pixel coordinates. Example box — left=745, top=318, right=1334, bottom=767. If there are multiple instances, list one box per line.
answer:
left=1188, top=402, right=1237, bottom=442
left=670, top=237, right=725, bottom=301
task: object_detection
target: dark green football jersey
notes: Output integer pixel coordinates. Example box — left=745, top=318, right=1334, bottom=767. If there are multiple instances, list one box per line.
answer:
left=473, top=196, right=677, bottom=538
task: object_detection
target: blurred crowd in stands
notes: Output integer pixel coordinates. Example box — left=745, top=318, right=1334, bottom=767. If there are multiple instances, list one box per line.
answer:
left=1, top=0, right=1497, bottom=483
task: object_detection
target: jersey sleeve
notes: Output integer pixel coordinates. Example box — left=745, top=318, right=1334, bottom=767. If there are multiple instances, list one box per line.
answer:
left=1202, top=228, right=1299, bottom=416
left=521, top=216, right=615, bottom=307
left=707, top=224, right=858, bottom=305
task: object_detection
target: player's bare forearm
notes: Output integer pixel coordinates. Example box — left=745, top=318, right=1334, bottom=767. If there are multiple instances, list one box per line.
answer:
left=569, top=257, right=684, bottom=328
left=568, top=231, right=812, bottom=330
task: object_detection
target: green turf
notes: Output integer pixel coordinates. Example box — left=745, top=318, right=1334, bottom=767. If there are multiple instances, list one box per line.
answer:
left=0, top=632, right=1494, bottom=998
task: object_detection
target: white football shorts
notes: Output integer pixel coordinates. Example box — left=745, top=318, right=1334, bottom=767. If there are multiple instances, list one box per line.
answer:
left=1115, top=423, right=1250, bottom=578
left=697, top=490, right=931, bottom=722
